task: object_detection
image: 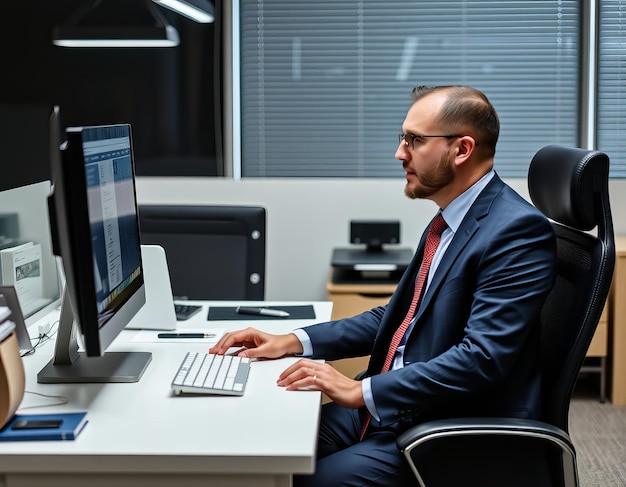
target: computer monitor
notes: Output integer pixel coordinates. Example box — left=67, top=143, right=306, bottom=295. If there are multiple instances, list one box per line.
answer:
left=0, top=105, right=63, bottom=326
left=0, top=104, right=52, bottom=192
left=138, top=205, right=266, bottom=300
left=37, top=117, right=151, bottom=384
left=0, top=181, right=62, bottom=328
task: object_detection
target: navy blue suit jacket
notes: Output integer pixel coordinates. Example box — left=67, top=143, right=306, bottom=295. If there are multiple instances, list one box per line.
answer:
left=305, top=174, right=557, bottom=429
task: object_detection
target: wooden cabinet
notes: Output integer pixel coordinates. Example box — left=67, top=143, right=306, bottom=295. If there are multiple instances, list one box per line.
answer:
left=608, top=236, right=626, bottom=405
left=588, top=304, right=609, bottom=357
left=327, top=279, right=396, bottom=320
left=581, top=302, right=609, bottom=401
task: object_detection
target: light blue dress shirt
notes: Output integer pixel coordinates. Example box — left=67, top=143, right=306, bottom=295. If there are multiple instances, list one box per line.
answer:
left=294, top=170, right=495, bottom=422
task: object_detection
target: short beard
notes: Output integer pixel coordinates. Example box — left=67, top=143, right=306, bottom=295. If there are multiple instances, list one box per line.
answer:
left=404, top=149, right=455, bottom=200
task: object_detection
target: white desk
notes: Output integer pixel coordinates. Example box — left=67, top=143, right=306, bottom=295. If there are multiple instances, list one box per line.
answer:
left=0, top=301, right=332, bottom=487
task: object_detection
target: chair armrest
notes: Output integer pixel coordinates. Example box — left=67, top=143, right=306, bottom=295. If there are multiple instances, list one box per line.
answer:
left=396, top=417, right=578, bottom=487
left=397, top=417, right=574, bottom=450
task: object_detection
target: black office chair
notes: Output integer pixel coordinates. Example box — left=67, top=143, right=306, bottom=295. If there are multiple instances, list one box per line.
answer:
left=396, top=145, right=615, bottom=487
left=138, top=205, right=267, bottom=300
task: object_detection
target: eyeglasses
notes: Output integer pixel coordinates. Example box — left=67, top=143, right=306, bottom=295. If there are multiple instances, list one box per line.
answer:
left=398, top=133, right=462, bottom=150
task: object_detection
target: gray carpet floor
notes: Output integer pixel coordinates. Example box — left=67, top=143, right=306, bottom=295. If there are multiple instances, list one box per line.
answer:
left=569, top=376, right=626, bottom=487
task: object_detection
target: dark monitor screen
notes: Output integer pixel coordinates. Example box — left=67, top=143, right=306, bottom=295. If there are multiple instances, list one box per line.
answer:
left=0, top=104, right=52, bottom=192
left=38, top=117, right=151, bottom=384
left=138, top=205, right=266, bottom=300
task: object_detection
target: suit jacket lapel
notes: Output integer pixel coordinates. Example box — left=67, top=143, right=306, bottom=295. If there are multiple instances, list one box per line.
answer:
left=367, top=174, right=506, bottom=373
left=414, top=174, right=505, bottom=320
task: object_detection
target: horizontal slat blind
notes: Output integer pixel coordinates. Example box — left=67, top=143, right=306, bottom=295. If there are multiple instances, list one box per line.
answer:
left=598, top=0, right=626, bottom=177
left=240, top=1, right=579, bottom=178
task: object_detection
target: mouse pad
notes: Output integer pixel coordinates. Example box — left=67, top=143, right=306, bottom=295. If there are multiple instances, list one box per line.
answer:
left=207, top=305, right=316, bottom=321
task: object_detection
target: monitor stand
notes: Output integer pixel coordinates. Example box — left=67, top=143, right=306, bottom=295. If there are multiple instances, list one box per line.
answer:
left=37, top=290, right=152, bottom=384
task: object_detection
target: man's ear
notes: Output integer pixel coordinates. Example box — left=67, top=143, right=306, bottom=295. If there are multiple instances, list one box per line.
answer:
left=453, top=136, right=476, bottom=167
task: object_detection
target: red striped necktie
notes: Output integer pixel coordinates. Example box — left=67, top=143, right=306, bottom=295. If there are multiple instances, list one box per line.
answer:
left=360, top=213, right=448, bottom=440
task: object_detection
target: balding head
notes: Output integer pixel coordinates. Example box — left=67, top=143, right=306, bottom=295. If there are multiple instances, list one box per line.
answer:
left=410, top=85, right=500, bottom=159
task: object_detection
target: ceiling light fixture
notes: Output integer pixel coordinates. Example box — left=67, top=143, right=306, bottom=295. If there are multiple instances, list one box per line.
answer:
left=53, top=0, right=180, bottom=48
left=152, top=0, right=215, bottom=23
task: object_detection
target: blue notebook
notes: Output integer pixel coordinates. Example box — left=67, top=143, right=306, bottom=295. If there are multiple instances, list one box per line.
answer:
left=0, top=412, right=88, bottom=441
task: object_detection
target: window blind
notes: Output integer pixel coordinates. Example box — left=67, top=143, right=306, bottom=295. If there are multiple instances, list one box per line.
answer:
left=598, top=0, right=626, bottom=177
left=239, top=0, right=579, bottom=178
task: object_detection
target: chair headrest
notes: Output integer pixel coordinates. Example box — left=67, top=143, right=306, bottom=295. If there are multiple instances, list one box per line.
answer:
left=528, top=145, right=610, bottom=231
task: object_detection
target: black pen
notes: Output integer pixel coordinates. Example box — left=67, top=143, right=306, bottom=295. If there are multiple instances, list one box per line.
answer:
left=236, top=306, right=290, bottom=318
left=157, top=333, right=216, bottom=339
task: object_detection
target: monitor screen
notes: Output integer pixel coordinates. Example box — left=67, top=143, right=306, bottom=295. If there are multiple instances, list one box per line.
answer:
left=38, top=117, right=151, bottom=384
left=0, top=104, right=52, bottom=192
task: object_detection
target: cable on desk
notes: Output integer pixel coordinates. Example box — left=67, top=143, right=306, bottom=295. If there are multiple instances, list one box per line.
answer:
left=19, top=391, right=69, bottom=410
left=21, top=320, right=59, bottom=357
left=18, top=321, right=68, bottom=409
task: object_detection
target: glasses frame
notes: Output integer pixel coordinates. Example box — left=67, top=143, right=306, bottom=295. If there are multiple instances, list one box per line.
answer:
left=398, top=133, right=463, bottom=150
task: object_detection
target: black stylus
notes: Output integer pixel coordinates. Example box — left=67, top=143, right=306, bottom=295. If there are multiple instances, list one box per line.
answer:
left=157, top=333, right=216, bottom=339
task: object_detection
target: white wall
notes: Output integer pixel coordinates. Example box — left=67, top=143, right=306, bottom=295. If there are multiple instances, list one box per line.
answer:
left=136, top=177, right=626, bottom=301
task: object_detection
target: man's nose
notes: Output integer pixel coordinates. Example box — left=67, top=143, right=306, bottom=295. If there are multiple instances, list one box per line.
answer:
left=395, top=141, right=409, bottom=161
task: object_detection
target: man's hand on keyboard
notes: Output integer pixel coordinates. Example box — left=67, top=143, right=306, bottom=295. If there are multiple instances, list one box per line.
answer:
left=209, top=327, right=303, bottom=359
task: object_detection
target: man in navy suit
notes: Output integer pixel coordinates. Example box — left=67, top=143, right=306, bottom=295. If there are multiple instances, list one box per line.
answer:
left=211, top=85, right=557, bottom=486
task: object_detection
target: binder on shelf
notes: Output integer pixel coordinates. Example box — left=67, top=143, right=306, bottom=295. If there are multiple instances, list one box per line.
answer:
left=0, top=242, right=34, bottom=282
left=0, top=412, right=88, bottom=441
left=0, top=242, right=44, bottom=317
left=0, top=239, right=29, bottom=252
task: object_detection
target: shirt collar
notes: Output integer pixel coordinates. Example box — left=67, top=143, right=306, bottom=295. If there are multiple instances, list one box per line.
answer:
left=440, top=169, right=495, bottom=233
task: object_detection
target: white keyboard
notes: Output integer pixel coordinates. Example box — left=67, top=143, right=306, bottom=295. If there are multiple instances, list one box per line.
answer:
left=171, top=352, right=251, bottom=396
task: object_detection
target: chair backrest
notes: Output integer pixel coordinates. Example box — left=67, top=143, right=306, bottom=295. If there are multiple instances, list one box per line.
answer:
left=138, top=205, right=266, bottom=300
left=528, top=145, right=615, bottom=432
